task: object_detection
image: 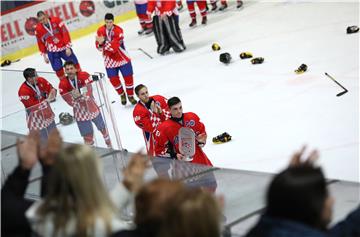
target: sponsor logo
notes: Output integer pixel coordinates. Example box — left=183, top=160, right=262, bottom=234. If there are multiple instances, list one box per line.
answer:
left=24, top=17, right=38, bottom=36
left=79, top=1, right=95, bottom=17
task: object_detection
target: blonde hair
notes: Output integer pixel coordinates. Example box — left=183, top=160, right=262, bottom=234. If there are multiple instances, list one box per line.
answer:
left=158, top=188, right=222, bottom=237
left=37, top=144, right=116, bottom=237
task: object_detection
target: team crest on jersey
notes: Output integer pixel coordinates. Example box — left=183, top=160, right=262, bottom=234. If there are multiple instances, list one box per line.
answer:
left=185, top=120, right=195, bottom=127
left=155, top=101, right=161, bottom=107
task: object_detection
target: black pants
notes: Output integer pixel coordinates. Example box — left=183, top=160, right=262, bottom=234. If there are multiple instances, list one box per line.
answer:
left=153, top=15, right=186, bottom=55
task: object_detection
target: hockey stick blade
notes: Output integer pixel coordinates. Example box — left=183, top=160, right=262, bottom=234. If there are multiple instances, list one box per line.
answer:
left=325, top=72, right=348, bottom=97
left=336, top=90, right=348, bottom=97
left=138, top=48, right=153, bottom=59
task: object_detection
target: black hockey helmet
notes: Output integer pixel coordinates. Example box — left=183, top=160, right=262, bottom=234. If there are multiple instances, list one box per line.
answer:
left=219, top=52, right=231, bottom=64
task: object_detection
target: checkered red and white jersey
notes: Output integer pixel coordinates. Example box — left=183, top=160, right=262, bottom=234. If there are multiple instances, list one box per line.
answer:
left=96, top=25, right=131, bottom=68
left=35, top=17, right=71, bottom=54
left=133, top=95, right=170, bottom=156
left=59, top=71, right=100, bottom=121
left=27, top=101, right=55, bottom=130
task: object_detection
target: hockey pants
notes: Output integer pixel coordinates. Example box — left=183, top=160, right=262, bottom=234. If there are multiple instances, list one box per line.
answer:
left=153, top=15, right=186, bottom=55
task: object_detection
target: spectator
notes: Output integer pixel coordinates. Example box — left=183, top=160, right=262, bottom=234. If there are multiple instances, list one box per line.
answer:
left=245, top=146, right=360, bottom=237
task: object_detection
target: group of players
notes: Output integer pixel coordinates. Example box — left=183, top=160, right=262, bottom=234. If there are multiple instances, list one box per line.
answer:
left=18, top=1, right=222, bottom=167
left=135, top=0, right=244, bottom=32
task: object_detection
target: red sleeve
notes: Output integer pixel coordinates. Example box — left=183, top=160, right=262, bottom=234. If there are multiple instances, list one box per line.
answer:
left=189, top=112, right=206, bottom=136
left=133, top=105, right=157, bottom=133
left=78, top=71, right=93, bottom=97
left=147, top=0, right=155, bottom=14
left=154, top=95, right=169, bottom=121
left=35, top=25, right=46, bottom=54
left=37, top=77, right=54, bottom=95
left=103, top=26, right=123, bottom=54
left=18, top=87, right=35, bottom=109
left=53, top=17, right=71, bottom=47
left=154, top=124, right=171, bottom=157
left=96, top=27, right=104, bottom=51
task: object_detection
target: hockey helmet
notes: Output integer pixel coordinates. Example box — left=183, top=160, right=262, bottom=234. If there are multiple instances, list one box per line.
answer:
left=59, top=112, right=74, bottom=125
left=219, top=52, right=232, bottom=64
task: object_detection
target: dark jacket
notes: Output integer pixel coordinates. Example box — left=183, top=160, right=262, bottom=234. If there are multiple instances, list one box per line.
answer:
left=1, top=164, right=51, bottom=237
left=246, top=207, right=360, bottom=237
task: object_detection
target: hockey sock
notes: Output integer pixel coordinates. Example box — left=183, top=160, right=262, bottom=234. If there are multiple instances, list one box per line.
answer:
left=197, top=1, right=208, bottom=16
left=75, top=63, right=81, bottom=71
left=124, top=75, right=134, bottom=96
left=84, top=134, right=94, bottom=145
left=187, top=2, right=196, bottom=19
left=109, top=76, right=124, bottom=94
left=55, top=69, right=65, bottom=80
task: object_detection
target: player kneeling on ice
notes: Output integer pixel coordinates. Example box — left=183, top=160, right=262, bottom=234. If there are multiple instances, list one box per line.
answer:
left=154, top=97, right=212, bottom=166
left=18, top=68, right=57, bottom=141
left=58, top=61, right=111, bottom=147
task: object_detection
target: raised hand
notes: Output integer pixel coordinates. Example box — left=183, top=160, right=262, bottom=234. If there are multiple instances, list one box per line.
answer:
left=289, top=145, right=319, bottom=167
left=122, top=151, right=148, bottom=193
left=17, top=131, right=39, bottom=170
left=39, top=129, right=63, bottom=166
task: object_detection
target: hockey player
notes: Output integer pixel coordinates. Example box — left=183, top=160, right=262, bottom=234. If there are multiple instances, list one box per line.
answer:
left=135, top=0, right=153, bottom=35
left=18, top=68, right=57, bottom=140
left=35, top=11, right=81, bottom=80
left=58, top=61, right=111, bottom=147
left=187, top=0, right=207, bottom=27
left=133, top=84, right=171, bottom=156
left=154, top=97, right=213, bottom=166
left=95, top=13, right=137, bottom=105
left=147, top=0, right=186, bottom=55
left=210, top=0, right=243, bottom=11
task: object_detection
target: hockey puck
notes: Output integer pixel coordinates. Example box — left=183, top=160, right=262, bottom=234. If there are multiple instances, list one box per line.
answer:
left=112, top=101, right=115, bottom=104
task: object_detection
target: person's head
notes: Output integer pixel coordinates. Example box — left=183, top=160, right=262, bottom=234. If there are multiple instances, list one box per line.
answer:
left=104, top=13, right=114, bottom=30
left=158, top=188, right=222, bottom=237
left=135, top=84, right=149, bottom=103
left=167, top=96, right=182, bottom=119
left=36, top=11, right=48, bottom=24
left=134, top=179, right=186, bottom=234
left=265, top=165, right=334, bottom=230
left=63, top=61, right=77, bottom=79
left=37, top=144, right=116, bottom=236
left=23, top=68, right=38, bottom=85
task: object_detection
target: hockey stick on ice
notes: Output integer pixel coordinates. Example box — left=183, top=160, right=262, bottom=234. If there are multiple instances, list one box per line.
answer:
left=325, top=72, right=348, bottom=97
left=138, top=48, right=153, bottom=59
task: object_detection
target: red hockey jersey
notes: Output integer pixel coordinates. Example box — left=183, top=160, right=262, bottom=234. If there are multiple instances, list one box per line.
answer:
left=133, top=95, right=171, bottom=156
left=35, top=17, right=71, bottom=54
left=147, top=0, right=178, bottom=16
left=18, top=77, right=55, bottom=130
left=154, top=112, right=213, bottom=166
left=96, top=25, right=131, bottom=68
left=58, top=71, right=100, bottom=121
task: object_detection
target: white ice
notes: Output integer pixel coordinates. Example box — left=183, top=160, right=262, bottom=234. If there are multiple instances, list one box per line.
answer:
left=1, top=1, right=359, bottom=182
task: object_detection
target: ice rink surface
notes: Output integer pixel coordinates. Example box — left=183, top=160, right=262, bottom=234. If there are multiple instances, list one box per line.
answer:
left=1, top=1, right=358, bottom=181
